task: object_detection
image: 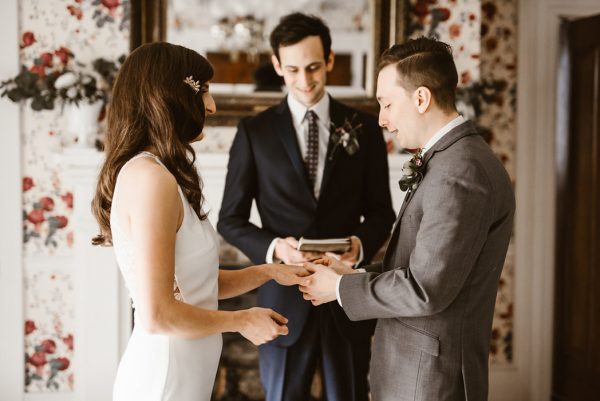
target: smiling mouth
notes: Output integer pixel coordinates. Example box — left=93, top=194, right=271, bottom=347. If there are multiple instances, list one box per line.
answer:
left=298, top=86, right=315, bottom=93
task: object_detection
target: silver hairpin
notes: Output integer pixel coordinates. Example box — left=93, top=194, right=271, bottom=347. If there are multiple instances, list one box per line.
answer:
left=183, top=75, right=200, bottom=94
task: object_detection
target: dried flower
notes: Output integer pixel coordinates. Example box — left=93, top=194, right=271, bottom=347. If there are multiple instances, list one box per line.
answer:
left=398, top=149, right=425, bottom=192
left=328, top=113, right=362, bottom=160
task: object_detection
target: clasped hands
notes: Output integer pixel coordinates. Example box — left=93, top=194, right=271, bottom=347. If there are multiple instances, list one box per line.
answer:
left=274, top=236, right=361, bottom=306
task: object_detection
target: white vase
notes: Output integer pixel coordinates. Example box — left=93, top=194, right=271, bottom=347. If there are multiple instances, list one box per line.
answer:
left=65, top=100, right=104, bottom=148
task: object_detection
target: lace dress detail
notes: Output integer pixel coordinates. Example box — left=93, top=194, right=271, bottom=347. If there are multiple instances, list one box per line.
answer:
left=111, top=151, right=222, bottom=401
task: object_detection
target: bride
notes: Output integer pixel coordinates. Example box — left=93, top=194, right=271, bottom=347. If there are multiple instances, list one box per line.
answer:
left=91, top=42, right=308, bottom=401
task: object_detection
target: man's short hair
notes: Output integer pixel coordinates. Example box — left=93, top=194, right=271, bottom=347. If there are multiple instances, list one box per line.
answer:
left=378, top=37, right=458, bottom=112
left=270, top=12, right=332, bottom=61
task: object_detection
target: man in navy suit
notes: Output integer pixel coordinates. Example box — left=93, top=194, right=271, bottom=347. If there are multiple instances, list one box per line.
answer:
left=217, top=13, right=395, bottom=401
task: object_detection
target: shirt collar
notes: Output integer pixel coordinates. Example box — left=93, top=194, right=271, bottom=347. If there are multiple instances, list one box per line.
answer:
left=287, top=93, right=330, bottom=127
left=422, top=115, right=466, bottom=154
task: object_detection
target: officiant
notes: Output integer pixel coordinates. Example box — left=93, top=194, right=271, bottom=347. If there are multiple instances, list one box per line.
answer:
left=217, top=12, right=394, bottom=401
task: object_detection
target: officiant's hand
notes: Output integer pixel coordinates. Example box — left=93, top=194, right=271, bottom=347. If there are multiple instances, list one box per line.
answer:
left=274, top=237, right=323, bottom=265
left=326, top=235, right=361, bottom=267
left=299, top=262, right=340, bottom=306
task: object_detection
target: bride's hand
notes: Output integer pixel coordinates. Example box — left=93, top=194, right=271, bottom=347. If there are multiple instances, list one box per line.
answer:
left=236, top=307, right=288, bottom=345
left=264, top=263, right=310, bottom=286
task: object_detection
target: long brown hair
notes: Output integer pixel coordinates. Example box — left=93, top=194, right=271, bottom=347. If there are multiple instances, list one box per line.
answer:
left=91, top=42, right=213, bottom=246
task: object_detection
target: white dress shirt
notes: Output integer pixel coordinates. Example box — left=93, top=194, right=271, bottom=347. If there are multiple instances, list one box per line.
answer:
left=335, top=115, right=467, bottom=306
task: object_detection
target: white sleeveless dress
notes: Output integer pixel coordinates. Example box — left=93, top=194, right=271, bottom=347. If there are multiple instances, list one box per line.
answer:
left=111, top=152, right=222, bottom=401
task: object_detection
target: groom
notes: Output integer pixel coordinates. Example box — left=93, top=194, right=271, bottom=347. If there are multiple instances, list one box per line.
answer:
left=300, top=37, right=515, bottom=401
left=218, top=12, right=394, bottom=401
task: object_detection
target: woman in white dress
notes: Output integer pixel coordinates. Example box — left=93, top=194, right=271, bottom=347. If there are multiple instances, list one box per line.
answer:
left=91, top=42, right=308, bottom=401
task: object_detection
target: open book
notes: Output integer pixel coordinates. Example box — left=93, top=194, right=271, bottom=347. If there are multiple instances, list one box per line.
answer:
left=296, top=237, right=352, bottom=253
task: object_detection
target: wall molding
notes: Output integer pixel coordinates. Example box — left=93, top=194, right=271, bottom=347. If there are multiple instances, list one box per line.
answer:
left=0, top=0, right=24, bottom=398
left=512, top=1, right=600, bottom=401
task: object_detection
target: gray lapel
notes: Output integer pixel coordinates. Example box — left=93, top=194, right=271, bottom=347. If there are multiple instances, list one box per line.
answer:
left=383, top=120, right=480, bottom=267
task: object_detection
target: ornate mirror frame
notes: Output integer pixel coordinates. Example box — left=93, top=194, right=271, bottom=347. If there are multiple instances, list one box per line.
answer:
left=130, top=0, right=407, bottom=126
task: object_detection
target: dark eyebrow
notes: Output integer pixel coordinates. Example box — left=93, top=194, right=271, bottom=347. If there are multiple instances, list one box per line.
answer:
left=283, top=61, right=323, bottom=70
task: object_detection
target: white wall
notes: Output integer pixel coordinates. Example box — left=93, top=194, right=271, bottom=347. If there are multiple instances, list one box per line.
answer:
left=0, top=0, right=24, bottom=398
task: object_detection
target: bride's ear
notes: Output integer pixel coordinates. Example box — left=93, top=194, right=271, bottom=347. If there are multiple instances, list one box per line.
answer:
left=271, top=55, right=284, bottom=76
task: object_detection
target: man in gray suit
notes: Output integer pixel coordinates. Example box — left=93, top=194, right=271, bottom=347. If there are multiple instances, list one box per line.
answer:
left=299, top=37, right=515, bottom=401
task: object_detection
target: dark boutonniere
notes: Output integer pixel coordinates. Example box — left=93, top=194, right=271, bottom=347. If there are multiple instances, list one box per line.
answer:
left=328, top=113, right=362, bottom=160
left=399, top=149, right=425, bottom=192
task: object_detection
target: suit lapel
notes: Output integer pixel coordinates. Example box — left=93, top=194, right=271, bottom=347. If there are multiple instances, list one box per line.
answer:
left=382, top=186, right=415, bottom=268
left=395, top=120, right=480, bottom=221
left=275, top=99, right=314, bottom=197
left=383, top=120, right=480, bottom=268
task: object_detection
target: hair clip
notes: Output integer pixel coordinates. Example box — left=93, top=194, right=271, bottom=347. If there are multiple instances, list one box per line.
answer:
left=183, top=75, right=200, bottom=94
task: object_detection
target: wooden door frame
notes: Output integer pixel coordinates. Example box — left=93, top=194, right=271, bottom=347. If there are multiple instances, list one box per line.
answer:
left=515, top=1, right=600, bottom=400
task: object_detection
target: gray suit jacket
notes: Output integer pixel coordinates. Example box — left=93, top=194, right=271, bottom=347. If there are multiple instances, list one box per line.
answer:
left=339, top=121, right=515, bottom=401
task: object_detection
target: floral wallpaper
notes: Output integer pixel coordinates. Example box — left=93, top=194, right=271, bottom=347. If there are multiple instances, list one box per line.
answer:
left=409, top=0, right=481, bottom=86
left=408, top=0, right=518, bottom=364
left=24, top=269, right=75, bottom=392
left=18, top=0, right=129, bottom=392
left=479, top=0, right=518, bottom=364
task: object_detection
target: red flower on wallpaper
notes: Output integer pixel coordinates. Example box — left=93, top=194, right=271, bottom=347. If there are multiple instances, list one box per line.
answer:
left=412, top=0, right=429, bottom=18
left=25, top=320, right=37, bottom=335
left=21, top=31, right=36, bottom=49
left=50, top=215, right=69, bottom=229
left=23, top=177, right=34, bottom=192
left=29, top=64, right=46, bottom=78
left=67, top=5, right=83, bottom=20
left=54, top=47, right=73, bottom=65
left=62, top=334, right=74, bottom=351
left=101, top=0, right=120, bottom=11
left=28, top=352, right=47, bottom=367
left=461, top=71, right=471, bottom=85
left=40, top=339, right=57, bottom=354
left=27, top=209, right=45, bottom=225
left=52, top=357, right=71, bottom=371
left=485, top=37, right=498, bottom=52
left=482, top=1, right=498, bottom=21
left=39, top=52, right=54, bottom=68
left=61, top=192, right=73, bottom=209
left=431, top=7, right=451, bottom=22
left=449, top=23, right=461, bottom=40
left=39, top=197, right=55, bottom=211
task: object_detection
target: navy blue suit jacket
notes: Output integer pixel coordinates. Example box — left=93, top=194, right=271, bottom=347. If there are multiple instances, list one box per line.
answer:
left=217, top=96, right=395, bottom=347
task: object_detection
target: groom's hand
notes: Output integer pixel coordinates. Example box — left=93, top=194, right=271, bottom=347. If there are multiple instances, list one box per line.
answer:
left=299, top=262, right=340, bottom=306
left=327, top=235, right=361, bottom=267
left=274, top=237, right=323, bottom=265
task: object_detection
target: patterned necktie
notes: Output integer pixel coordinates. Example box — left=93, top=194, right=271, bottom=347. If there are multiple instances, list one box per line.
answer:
left=305, top=110, right=319, bottom=188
